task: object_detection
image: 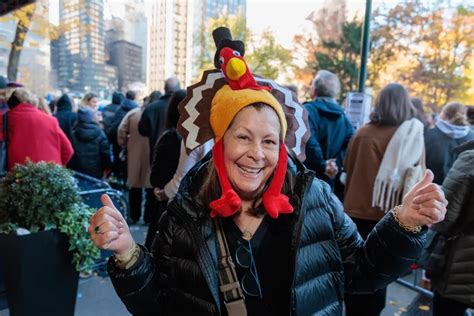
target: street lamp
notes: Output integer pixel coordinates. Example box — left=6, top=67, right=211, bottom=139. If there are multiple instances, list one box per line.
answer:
left=358, top=0, right=372, bottom=93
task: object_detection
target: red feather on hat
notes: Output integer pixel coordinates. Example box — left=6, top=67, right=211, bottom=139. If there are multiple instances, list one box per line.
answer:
left=218, top=47, right=270, bottom=91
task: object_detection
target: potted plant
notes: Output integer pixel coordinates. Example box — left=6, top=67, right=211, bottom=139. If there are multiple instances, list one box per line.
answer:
left=0, top=160, right=100, bottom=316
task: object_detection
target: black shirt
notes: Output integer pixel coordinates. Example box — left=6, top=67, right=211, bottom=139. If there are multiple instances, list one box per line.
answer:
left=222, top=215, right=292, bottom=315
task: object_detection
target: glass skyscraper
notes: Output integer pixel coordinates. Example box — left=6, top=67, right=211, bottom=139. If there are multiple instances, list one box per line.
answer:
left=56, top=0, right=107, bottom=94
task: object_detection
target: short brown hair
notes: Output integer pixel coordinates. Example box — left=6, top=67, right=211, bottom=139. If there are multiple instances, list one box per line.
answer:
left=370, top=83, right=417, bottom=126
left=441, top=102, right=469, bottom=126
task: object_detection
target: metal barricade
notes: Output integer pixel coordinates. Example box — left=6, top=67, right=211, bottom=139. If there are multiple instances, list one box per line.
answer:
left=395, top=267, right=472, bottom=316
left=74, top=172, right=129, bottom=273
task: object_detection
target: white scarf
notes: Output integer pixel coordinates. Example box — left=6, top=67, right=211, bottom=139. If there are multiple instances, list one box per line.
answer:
left=372, top=118, right=425, bottom=212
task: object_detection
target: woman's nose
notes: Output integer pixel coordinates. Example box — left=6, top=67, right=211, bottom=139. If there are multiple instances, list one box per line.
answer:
left=247, top=143, right=265, bottom=160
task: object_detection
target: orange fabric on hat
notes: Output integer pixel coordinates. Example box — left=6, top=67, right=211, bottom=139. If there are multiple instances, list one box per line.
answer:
left=210, top=85, right=287, bottom=142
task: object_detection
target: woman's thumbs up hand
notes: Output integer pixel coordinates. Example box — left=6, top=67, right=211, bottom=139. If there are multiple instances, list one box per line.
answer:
left=397, top=170, right=448, bottom=229
left=88, top=194, right=135, bottom=255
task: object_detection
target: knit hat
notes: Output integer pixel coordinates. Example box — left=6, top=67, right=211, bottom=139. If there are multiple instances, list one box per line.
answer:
left=210, top=85, right=287, bottom=142
left=178, top=41, right=311, bottom=219
left=112, top=92, right=124, bottom=105
left=56, top=94, right=73, bottom=111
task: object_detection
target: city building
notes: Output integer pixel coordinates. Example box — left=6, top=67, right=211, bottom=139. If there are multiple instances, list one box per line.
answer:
left=108, top=40, right=142, bottom=90
left=104, top=0, right=147, bottom=84
left=104, top=64, right=118, bottom=91
left=55, top=0, right=108, bottom=94
left=123, top=2, right=147, bottom=83
left=147, top=0, right=247, bottom=91
left=148, top=0, right=191, bottom=91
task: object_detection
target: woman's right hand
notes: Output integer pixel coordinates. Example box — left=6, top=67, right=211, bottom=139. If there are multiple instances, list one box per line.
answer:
left=88, top=194, right=135, bottom=256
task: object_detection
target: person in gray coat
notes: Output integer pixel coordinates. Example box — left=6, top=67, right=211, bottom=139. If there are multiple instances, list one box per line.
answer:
left=429, top=139, right=474, bottom=315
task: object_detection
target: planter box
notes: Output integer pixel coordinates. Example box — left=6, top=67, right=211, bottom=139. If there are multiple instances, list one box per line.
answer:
left=0, top=229, right=79, bottom=316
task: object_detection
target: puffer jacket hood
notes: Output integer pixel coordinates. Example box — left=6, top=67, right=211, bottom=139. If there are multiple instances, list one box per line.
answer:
left=75, top=110, right=101, bottom=142
left=311, top=97, right=345, bottom=118
left=112, top=92, right=124, bottom=105
left=454, top=139, right=474, bottom=155
left=430, top=145, right=474, bottom=307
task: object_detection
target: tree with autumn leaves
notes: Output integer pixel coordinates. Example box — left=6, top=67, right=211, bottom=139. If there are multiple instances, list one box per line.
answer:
left=4, top=2, right=36, bottom=82
left=1, top=0, right=56, bottom=94
left=294, top=0, right=474, bottom=110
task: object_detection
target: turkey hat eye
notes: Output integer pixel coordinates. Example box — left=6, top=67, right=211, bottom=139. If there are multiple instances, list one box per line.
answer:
left=232, top=50, right=241, bottom=57
left=219, top=56, right=224, bottom=65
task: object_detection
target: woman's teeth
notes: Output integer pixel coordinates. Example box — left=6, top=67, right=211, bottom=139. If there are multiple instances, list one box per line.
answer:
left=238, top=165, right=262, bottom=174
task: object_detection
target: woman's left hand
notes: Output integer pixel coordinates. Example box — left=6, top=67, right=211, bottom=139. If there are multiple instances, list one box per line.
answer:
left=397, top=170, right=448, bottom=228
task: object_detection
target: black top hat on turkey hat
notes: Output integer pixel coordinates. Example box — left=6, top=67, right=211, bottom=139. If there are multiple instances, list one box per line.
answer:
left=212, top=27, right=245, bottom=69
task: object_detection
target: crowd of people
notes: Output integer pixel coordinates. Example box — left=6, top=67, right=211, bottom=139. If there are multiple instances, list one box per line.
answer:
left=1, top=26, right=473, bottom=315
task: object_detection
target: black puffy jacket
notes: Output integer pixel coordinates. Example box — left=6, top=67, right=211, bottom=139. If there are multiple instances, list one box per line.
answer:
left=108, top=156, right=426, bottom=315
left=54, top=95, right=77, bottom=142
left=138, top=94, right=172, bottom=163
left=430, top=141, right=474, bottom=307
left=69, top=119, right=110, bottom=179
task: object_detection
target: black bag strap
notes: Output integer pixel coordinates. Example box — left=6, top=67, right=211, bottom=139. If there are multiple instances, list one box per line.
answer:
left=213, top=218, right=247, bottom=316
left=1, top=112, right=8, bottom=176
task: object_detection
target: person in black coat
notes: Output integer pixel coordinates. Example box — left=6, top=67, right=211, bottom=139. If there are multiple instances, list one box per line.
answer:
left=109, top=91, right=139, bottom=181
left=425, top=102, right=474, bottom=184
left=103, top=91, right=124, bottom=142
left=428, top=140, right=474, bottom=315
left=54, top=94, right=77, bottom=143
left=138, top=77, right=180, bottom=165
left=69, top=108, right=110, bottom=179
left=145, top=89, right=186, bottom=247
left=89, top=68, right=447, bottom=315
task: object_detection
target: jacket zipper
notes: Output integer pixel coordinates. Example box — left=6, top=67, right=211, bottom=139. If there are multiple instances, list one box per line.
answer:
left=289, top=172, right=314, bottom=315
left=167, top=201, right=222, bottom=314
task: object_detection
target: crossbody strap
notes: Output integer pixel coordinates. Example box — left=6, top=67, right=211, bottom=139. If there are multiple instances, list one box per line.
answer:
left=213, top=218, right=247, bottom=316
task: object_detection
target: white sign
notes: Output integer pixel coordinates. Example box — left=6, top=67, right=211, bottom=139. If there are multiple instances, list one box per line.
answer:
left=346, top=92, right=372, bottom=129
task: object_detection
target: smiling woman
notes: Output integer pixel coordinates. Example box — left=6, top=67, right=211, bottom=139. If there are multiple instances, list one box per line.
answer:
left=223, top=105, right=280, bottom=202
left=87, top=27, right=448, bottom=316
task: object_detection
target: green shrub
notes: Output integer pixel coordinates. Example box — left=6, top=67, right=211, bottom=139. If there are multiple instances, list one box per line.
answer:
left=0, top=160, right=100, bottom=271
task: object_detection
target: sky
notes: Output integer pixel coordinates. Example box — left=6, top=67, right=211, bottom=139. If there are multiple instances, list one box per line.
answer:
left=49, top=0, right=392, bottom=48
left=49, top=0, right=463, bottom=48
left=246, top=0, right=370, bottom=48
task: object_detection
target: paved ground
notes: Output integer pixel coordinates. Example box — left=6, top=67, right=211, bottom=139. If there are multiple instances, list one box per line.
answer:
left=1, top=223, right=472, bottom=316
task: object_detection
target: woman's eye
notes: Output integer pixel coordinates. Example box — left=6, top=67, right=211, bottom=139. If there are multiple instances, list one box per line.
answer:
left=237, top=135, right=249, bottom=141
left=264, top=139, right=277, bottom=146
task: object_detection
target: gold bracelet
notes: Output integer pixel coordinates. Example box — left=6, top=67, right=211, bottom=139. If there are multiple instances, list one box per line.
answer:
left=392, top=205, right=422, bottom=234
left=114, top=243, right=141, bottom=270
